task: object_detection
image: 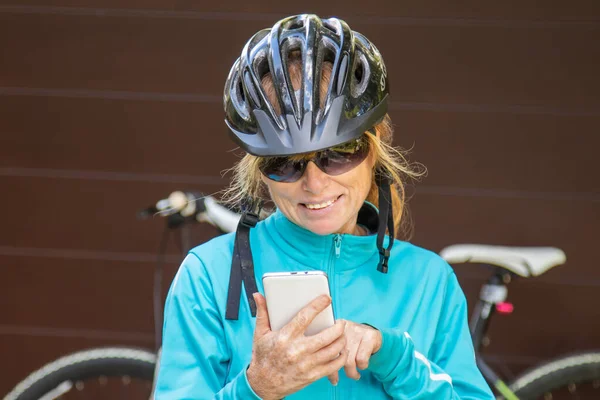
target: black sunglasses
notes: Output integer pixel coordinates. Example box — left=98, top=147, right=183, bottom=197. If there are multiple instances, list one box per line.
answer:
left=259, top=136, right=370, bottom=183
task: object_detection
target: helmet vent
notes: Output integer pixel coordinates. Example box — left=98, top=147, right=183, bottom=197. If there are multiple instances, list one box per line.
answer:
left=322, top=20, right=338, bottom=34
left=243, top=70, right=261, bottom=106
left=231, top=71, right=249, bottom=119
left=254, top=51, right=271, bottom=80
left=355, top=62, right=363, bottom=84
left=322, top=39, right=336, bottom=63
left=236, top=79, right=245, bottom=103
left=351, top=52, right=370, bottom=98
left=286, top=18, right=305, bottom=30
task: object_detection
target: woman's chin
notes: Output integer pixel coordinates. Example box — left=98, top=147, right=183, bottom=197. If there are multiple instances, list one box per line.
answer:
left=300, top=220, right=340, bottom=236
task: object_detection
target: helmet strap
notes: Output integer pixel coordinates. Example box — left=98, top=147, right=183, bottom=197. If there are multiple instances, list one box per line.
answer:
left=225, top=198, right=262, bottom=320
left=375, top=171, right=395, bottom=273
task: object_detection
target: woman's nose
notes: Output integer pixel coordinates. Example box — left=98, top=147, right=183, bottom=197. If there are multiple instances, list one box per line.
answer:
left=302, top=161, right=330, bottom=194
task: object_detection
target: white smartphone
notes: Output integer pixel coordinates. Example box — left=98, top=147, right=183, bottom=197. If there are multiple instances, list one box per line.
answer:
left=262, top=271, right=335, bottom=336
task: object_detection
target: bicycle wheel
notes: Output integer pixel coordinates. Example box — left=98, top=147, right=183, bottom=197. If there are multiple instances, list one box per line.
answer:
left=508, top=351, right=600, bottom=399
left=4, top=347, right=156, bottom=400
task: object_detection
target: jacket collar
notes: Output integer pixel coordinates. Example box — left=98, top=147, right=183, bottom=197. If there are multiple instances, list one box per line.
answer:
left=260, top=202, right=381, bottom=272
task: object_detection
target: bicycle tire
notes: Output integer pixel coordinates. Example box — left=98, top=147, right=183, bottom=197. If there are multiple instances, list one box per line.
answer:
left=508, top=351, right=600, bottom=399
left=4, top=347, right=157, bottom=400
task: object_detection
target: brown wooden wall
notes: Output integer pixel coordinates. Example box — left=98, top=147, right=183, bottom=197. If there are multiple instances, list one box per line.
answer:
left=1, top=1, right=599, bottom=395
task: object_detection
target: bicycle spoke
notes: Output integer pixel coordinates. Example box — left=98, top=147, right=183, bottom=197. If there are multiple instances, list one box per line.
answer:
left=39, top=376, right=152, bottom=399
left=537, top=381, right=599, bottom=400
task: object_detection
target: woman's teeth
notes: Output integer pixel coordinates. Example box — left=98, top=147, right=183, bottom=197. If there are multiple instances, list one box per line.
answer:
left=305, top=198, right=337, bottom=210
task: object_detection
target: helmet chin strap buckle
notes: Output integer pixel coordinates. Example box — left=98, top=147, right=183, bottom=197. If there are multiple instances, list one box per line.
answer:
left=240, top=212, right=259, bottom=228
left=240, top=197, right=263, bottom=228
left=375, top=171, right=395, bottom=275
left=377, top=248, right=391, bottom=273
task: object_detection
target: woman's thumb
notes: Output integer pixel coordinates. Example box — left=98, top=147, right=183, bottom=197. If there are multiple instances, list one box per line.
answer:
left=253, top=293, right=271, bottom=338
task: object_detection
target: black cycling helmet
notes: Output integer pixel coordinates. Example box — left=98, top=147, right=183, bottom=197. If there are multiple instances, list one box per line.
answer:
left=224, top=14, right=389, bottom=156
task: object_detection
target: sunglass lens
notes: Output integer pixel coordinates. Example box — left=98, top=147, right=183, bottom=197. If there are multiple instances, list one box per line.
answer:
left=260, top=158, right=305, bottom=182
left=319, top=143, right=369, bottom=176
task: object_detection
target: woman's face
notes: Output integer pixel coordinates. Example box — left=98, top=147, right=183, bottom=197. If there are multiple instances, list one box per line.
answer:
left=261, top=152, right=375, bottom=236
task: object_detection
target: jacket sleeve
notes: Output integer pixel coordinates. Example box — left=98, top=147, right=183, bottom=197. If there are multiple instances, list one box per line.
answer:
left=154, top=254, right=261, bottom=400
left=368, top=271, right=494, bottom=399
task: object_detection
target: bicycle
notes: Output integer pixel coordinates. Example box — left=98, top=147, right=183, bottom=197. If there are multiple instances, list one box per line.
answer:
left=4, top=192, right=599, bottom=400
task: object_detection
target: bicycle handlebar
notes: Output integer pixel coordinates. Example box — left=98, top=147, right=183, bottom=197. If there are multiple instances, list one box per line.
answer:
left=139, top=191, right=240, bottom=234
left=199, top=195, right=240, bottom=234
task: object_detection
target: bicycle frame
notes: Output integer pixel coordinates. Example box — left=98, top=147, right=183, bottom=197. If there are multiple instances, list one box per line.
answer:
left=470, top=267, right=519, bottom=400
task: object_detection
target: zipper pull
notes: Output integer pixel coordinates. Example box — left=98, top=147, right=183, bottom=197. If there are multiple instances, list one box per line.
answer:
left=334, top=235, right=342, bottom=258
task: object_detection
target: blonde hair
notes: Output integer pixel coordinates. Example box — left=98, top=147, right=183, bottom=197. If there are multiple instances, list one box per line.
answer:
left=222, top=54, right=425, bottom=239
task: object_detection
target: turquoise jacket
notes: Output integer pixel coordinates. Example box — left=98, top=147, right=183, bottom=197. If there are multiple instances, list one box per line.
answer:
left=155, top=206, right=494, bottom=399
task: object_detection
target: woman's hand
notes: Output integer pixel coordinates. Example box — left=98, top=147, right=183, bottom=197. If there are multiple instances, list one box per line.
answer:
left=247, top=293, right=348, bottom=400
left=339, top=320, right=382, bottom=380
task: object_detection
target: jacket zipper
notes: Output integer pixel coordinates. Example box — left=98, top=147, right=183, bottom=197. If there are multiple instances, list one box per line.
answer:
left=334, top=234, right=342, bottom=259
left=330, top=234, right=342, bottom=400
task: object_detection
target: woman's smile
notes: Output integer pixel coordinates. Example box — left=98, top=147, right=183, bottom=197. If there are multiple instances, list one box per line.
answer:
left=300, top=194, right=342, bottom=211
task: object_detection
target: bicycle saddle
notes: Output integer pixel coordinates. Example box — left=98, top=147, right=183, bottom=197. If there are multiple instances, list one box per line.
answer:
left=439, top=244, right=566, bottom=277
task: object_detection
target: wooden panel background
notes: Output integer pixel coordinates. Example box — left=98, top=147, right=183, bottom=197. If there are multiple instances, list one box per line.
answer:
left=1, top=1, right=599, bottom=395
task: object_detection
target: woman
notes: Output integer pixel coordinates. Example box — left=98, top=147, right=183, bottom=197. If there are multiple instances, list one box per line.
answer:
left=155, top=14, right=494, bottom=399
